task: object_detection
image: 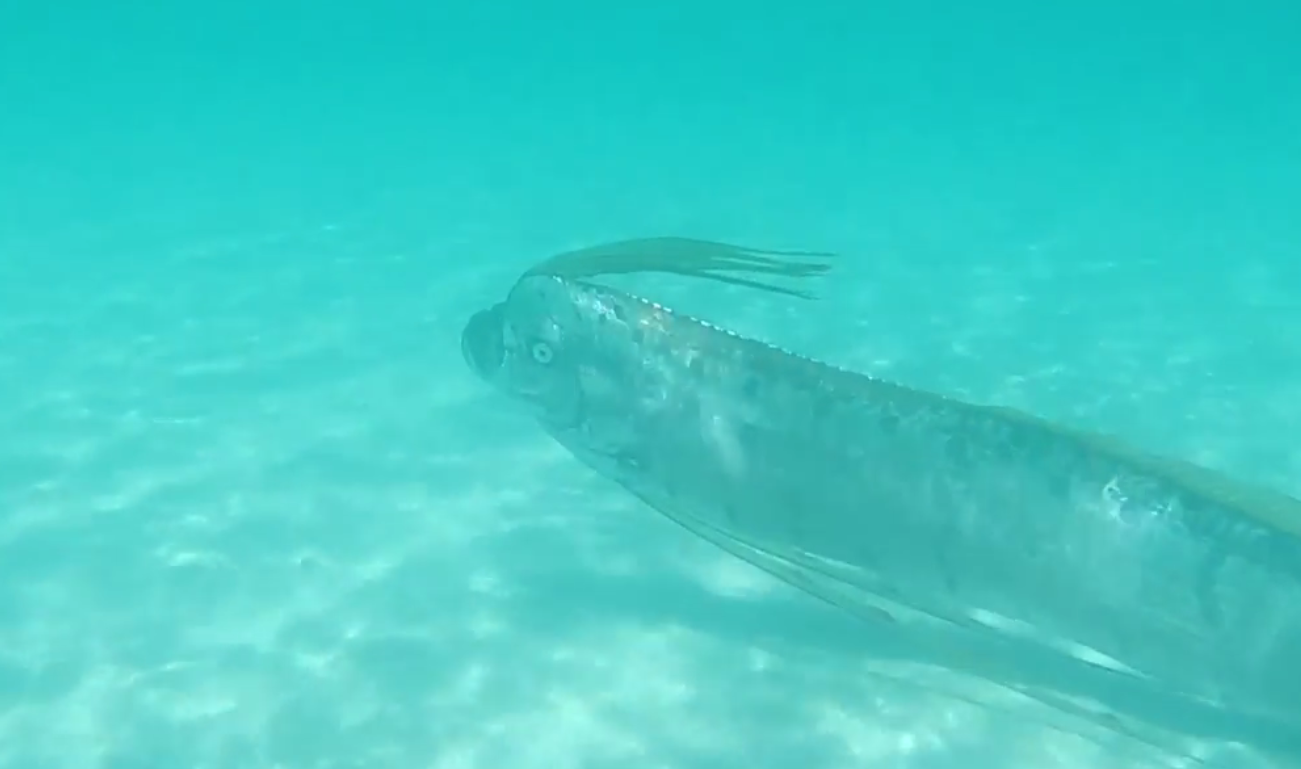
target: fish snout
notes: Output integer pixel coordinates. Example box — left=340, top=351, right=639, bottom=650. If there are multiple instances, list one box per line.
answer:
left=461, top=303, right=507, bottom=379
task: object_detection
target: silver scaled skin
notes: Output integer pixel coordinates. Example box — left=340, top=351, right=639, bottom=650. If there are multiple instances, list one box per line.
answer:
left=462, top=269, right=1301, bottom=763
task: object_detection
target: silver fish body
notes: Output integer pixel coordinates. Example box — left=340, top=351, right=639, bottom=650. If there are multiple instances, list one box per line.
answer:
left=463, top=269, right=1301, bottom=761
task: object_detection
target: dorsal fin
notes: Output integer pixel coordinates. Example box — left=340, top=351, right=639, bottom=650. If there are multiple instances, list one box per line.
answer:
left=524, top=236, right=836, bottom=299
left=980, top=404, right=1301, bottom=538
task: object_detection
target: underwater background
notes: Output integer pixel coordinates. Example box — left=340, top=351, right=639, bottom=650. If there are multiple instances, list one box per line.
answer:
left=2, top=1, right=1300, bottom=767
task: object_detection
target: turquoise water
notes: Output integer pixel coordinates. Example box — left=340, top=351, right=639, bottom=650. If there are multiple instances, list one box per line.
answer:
left=2, top=2, right=1300, bottom=767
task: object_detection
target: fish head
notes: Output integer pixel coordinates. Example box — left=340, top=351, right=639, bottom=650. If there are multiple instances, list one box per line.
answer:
left=461, top=274, right=649, bottom=436
left=462, top=236, right=834, bottom=443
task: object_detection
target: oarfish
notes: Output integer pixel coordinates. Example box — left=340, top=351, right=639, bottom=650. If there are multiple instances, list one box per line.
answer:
left=460, top=237, right=1301, bottom=765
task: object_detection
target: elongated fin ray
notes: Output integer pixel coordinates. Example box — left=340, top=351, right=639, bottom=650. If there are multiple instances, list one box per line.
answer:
left=641, top=490, right=1209, bottom=765
left=525, top=236, right=836, bottom=299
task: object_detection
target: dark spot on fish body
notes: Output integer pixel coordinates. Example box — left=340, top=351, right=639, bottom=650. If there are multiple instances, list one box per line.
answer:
left=608, top=448, right=645, bottom=476
left=785, top=495, right=815, bottom=556
left=1195, top=551, right=1227, bottom=630
left=1232, top=517, right=1301, bottom=590
left=687, top=353, right=705, bottom=377
left=1037, top=446, right=1077, bottom=502
left=876, top=407, right=900, bottom=435
left=940, top=431, right=978, bottom=471
left=934, top=527, right=962, bottom=598
left=723, top=500, right=742, bottom=527
left=809, top=390, right=834, bottom=427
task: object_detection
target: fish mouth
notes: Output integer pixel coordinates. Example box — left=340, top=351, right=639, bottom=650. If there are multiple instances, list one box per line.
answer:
left=460, top=303, right=506, bottom=379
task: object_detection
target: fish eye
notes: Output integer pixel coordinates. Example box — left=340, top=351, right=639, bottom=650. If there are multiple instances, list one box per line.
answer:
left=530, top=341, right=554, bottom=365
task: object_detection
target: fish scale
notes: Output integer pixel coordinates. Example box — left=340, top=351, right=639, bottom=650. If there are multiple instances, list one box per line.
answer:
left=462, top=239, right=1301, bottom=765
left=612, top=282, right=1297, bottom=688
